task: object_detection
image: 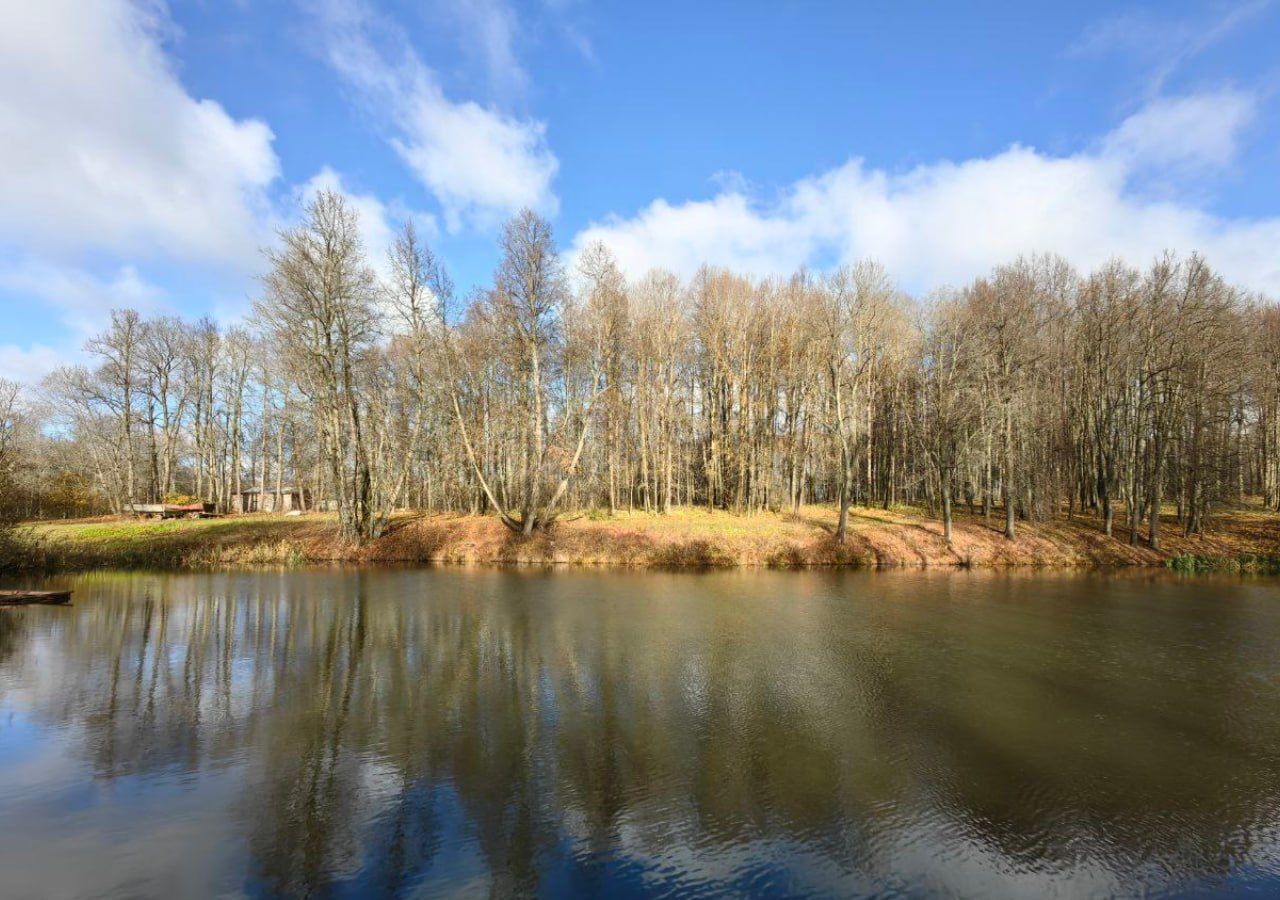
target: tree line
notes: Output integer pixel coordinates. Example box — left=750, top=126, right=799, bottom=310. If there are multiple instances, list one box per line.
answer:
left=3, top=190, right=1278, bottom=545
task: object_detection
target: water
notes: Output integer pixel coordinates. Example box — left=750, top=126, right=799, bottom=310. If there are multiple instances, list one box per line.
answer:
left=2, top=569, right=1280, bottom=898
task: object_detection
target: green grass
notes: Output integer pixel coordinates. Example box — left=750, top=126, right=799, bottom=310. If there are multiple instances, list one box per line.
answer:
left=33, top=516, right=281, bottom=544
left=15, top=516, right=317, bottom=572
left=1166, top=553, right=1280, bottom=575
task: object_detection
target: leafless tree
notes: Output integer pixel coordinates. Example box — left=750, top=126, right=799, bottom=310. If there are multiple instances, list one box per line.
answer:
left=16, top=190, right=1275, bottom=551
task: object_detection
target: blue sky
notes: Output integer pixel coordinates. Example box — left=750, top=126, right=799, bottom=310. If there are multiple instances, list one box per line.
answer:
left=2, top=0, right=1279, bottom=380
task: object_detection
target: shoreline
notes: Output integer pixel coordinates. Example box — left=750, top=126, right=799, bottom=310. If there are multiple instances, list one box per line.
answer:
left=9, top=505, right=1280, bottom=575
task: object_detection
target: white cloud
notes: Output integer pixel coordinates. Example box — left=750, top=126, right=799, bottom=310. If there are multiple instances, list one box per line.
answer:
left=437, top=0, right=526, bottom=98
left=572, top=193, right=818, bottom=282
left=1101, top=89, right=1257, bottom=171
left=1069, top=1, right=1273, bottom=96
left=0, top=0, right=280, bottom=265
left=0, top=262, right=166, bottom=338
left=313, top=0, right=559, bottom=232
left=571, top=91, right=1280, bottom=296
left=0, top=260, right=168, bottom=382
left=0, top=344, right=69, bottom=385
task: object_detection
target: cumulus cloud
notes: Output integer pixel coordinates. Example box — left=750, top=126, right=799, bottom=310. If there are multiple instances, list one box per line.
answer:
left=0, top=0, right=280, bottom=382
left=0, top=0, right=280, bottom=265
left=312, top=0, right=559, bottom=232
left=571, top=90, right=1280, bottom=295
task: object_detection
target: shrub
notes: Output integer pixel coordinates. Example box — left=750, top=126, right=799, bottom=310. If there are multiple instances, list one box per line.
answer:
left=1167, top=553, right=1280, bottom=575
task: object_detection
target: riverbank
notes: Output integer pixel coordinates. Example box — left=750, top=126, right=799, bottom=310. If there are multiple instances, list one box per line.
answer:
left=7, top=504, right=1279, bottom=573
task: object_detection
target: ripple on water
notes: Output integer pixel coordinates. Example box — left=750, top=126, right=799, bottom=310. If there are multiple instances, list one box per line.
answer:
left=0, top=568, right=1278, bottom=897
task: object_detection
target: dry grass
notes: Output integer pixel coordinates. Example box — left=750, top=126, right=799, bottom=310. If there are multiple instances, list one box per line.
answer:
left=13, top=503, right=1280, bottom=573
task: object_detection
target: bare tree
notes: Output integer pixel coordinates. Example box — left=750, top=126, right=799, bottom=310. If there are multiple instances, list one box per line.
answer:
left=21, top=207, right=1277, bottom=553
left=85, top=309, right=143, bottom=508
left=916, top=296, right=975, bottom=548
left=256, top=190, right=382, bottom=541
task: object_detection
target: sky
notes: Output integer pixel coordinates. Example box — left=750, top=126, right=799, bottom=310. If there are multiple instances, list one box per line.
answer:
left=1, top=0, right=1279, bottom=382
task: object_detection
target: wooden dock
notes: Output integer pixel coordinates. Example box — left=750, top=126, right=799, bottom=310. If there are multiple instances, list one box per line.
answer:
left=0, top=590, right=72, bottom=607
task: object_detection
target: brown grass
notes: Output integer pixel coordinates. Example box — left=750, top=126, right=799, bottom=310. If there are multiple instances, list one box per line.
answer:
left=14, top=504, right=1280, bottom=573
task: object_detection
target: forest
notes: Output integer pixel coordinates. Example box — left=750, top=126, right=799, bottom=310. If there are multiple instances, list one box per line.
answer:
left=1, top=190, right=1278, bottom=550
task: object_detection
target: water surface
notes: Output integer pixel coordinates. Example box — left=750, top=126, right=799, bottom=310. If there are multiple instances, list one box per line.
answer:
left=2, top=568, right=1280, bottom=898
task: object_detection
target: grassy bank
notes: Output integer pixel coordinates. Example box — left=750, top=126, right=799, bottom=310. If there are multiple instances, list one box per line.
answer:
left=7, top=504, right=1280, bottom=573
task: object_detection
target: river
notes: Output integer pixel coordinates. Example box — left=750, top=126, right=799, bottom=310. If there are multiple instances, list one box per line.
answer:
left=2, top=569, right=1279, bottom=897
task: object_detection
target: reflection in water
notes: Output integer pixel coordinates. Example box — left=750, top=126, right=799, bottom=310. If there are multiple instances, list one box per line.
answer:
left=2, top=569, right=1280, bottom=897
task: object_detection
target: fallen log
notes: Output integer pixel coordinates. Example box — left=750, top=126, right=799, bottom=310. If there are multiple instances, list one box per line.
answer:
left=0, top=590, right=72, bottom=606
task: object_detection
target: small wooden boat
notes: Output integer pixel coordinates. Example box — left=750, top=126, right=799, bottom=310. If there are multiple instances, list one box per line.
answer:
left=0, top=590, right=72, bottom=607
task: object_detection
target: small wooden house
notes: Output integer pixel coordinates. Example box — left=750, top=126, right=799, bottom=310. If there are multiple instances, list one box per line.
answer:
left=231, top=487, right=311, bottom=514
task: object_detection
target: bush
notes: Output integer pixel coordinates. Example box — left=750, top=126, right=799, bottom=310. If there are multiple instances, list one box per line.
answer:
left=0, top=520, right=45, bottom=574
left=1167, top=553, right=1280, bottom=575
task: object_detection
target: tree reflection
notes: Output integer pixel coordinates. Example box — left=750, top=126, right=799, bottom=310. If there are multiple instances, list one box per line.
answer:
left=0, top=611, right=21, bottom=666
left=4, top=569, right=1280, bottom=896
